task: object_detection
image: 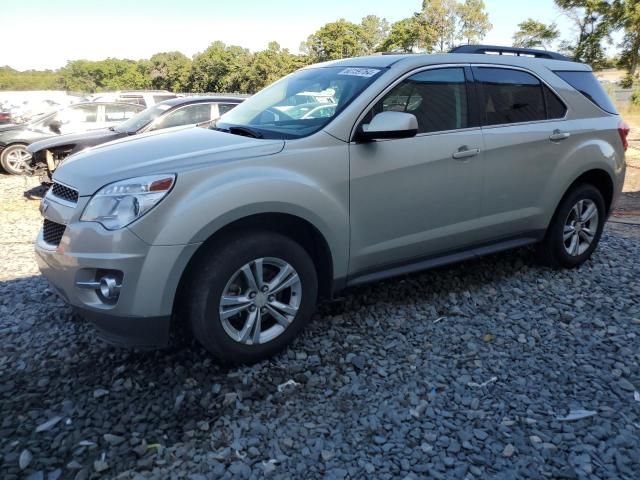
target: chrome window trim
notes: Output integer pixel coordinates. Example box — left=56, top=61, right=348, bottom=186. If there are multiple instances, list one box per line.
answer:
left=470, top=63, right=570, bottom=128
left=349, top=63, right=477, bottom=142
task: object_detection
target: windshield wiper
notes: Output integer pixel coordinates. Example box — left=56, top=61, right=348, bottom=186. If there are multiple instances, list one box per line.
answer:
left=215, top=125, right=263, bottom=139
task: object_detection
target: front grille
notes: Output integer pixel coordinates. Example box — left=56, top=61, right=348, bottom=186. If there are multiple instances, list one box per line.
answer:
left=42, top=219, right=66, bottom=246
left=51, top=182, right=79, bottom=204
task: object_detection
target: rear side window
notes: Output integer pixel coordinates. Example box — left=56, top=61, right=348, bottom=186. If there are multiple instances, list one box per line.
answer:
left=544, top=86, right=567, bottom=119
left=474, top=67, right=567, bottom=125
left=474, top=67, right=546, bottom=125
left=554, top=71, right=617, bottom=114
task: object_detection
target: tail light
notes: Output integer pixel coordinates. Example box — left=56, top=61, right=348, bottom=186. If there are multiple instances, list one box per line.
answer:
left=618, top=120, right=630, bottom=151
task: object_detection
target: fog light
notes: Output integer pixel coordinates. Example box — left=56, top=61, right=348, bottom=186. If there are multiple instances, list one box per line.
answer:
left=99, top=275, right=120, bottom=300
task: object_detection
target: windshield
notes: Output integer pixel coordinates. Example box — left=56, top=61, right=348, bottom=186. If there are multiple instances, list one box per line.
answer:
left=215, top=66, right=384, bottom=139
left=115, top=103, right=172, bottom=133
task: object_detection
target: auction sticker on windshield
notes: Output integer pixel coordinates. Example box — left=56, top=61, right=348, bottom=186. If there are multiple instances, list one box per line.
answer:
left=338, top=68, right=380, bottom=77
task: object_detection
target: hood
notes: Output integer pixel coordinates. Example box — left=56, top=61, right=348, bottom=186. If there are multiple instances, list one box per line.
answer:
left=27, top=128, right=121, bottom=154
left=0, top=126, right=52, bottom=144
left=54, top=126, right=285, bottom=196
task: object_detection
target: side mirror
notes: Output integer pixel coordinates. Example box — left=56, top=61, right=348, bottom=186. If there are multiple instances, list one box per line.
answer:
left=356, top=111, right=418, bottom=141
left=49, top=120, right=62, bottom=134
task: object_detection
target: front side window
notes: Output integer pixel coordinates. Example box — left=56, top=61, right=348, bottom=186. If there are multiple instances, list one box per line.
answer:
left=216, top=66, right=385, bottom=139
left=474, top=67, right=547, bottom=125
left=363, top=67, right=469, bottom=134
left=114, top=103, right=172, bottom=133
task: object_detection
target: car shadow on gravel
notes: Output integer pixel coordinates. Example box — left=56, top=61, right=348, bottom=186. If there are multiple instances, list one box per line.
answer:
left=1, top=238, right=639, bottom=479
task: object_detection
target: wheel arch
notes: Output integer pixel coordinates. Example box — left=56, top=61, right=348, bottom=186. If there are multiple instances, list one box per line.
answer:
left=173, top=211, right=336, bottom=323
left=563, top=168, right=615, bottom=214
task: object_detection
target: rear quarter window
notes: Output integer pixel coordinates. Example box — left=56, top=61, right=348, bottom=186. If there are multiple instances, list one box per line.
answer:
left=554, top=71, right=617, bottom=114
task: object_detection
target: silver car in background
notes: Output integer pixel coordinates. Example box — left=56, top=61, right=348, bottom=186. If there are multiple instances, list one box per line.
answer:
left=35, top=45, right=628, bottom=364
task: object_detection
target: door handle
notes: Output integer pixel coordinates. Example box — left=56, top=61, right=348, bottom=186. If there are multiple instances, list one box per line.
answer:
left=452, top=146, right=480, bottom=160
left=549, top=130, right=571, bottom=141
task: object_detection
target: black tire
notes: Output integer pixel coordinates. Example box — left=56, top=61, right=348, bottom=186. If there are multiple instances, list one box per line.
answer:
left=0, top=143, right=31, bottom=175
left=186, top=231, right=318, bottom=364
left=537, top=183, right=606, bottom=268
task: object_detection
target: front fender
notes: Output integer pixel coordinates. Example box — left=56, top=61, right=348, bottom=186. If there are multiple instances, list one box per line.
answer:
left=129, top=164, right=350, bottom=279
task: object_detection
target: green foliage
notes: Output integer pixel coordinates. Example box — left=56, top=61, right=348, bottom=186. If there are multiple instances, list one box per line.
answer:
left=360, top=15, right=390, bottom=53
left=381, top=17, right=430, bottom=53
left=513, top=19, right=560, bottom=49
left=240, top=42, right=310, bottom=93
left=457, top=0, right=492, bottom=44
left=303, top=19, right=369, bottom=62
left=148, top=52, right=191, bottom=92
left=59, top=58, right=150, bottom=92
left=420, top=0, right=457, bottom=52
left=188, top=41, right=253, bottom=93
left=631, top=88, right=640, bottom=105
left=0, top=66, right=60, bottom=90
left=554, top=0, right=613, bottom=69
left=621, top=74, right=635, bottom=88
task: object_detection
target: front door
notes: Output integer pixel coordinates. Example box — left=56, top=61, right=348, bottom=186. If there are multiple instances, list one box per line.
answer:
left=349, top=66, right=485, bottom=276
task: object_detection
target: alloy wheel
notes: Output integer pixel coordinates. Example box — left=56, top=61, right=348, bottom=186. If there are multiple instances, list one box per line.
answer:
left=563, top=199, right=599, bottom=257
left=4, top=146, right=31, bottom=173
left=218, top=257, right=302, bottom=345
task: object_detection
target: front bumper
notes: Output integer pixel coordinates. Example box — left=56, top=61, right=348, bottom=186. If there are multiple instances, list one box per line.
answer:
left=35, top=194, right=200, bottom=347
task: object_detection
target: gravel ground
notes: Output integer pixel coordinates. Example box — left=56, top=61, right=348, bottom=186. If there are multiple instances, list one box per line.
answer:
left=1, top=174, right=639, bottom=480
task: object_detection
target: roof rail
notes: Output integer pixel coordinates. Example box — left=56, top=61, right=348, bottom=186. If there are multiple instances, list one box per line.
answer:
left=450, top=44, right=569, bottom=61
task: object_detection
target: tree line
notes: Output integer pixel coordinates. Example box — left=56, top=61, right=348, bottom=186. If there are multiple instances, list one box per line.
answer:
left=1, top=0, right=640, bottom=94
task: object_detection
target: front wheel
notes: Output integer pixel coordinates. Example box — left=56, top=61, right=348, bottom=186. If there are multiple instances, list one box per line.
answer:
left=1, top=144, right=31, bottom=175
left=537, top=183, right=606, bottom=268
left=186, top=231, right=318, bottom=364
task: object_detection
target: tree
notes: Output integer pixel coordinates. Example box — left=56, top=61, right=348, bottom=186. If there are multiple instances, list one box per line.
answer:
left=241, top=42, right=309, bottom=93
left=610, top=0, right=640, bottom=79
left=513, top=19, right=560, bottom=49
left=456, top=0, right=492, bottom=44
left=148, top=52, right=191, bottom=92
left=419, top=0, right=458, bottom=52
left=303, top=19, right=368, bottom=61
left=189, top=41, right=253, bottom=93
left=0, top=66, right=59, bottom=90
left=381, top=17, right=430, bottom=52
left=554, top=0, right=614, bottom=68
left=360, top=15, right=390, bottom=53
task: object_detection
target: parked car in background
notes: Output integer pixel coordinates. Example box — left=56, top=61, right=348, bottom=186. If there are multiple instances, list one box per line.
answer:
left=0, top=102, right=143, bottom=174
left=89, top=90, right=179, bottom=108
left=28, top=96, right=245, bottom=182
left=0, top=111, right=12, bottom=125
left=36, top=46, right=627, bottom=364
left=286, top=102, right=337, bottom=119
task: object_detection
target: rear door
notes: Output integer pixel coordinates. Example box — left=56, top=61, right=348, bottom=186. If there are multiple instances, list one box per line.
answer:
left=472, top=66, right=569, bottom=238
left=349, top=66, right=486, bottom=275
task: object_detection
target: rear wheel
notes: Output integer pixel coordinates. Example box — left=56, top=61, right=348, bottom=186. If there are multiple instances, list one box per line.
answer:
left=1, top=144, right=31, bottom=175
left=186, top=231, right=318, bottom=364
left=537, top=184, right=606, bottom=268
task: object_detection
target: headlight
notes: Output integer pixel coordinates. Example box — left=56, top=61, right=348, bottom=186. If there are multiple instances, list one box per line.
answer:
left=81, top=174, right=175, bottom=230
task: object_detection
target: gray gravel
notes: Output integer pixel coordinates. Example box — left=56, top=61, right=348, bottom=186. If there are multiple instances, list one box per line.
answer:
left=1, top=174, right=639, bottom=480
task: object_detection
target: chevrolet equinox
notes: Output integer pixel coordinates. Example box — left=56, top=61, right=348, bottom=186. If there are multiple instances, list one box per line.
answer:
left=36, top=46, right=629, bottom=364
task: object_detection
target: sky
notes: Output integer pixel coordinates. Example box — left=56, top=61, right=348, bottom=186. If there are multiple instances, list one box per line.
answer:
left=0, top=0, right=614, bottom=71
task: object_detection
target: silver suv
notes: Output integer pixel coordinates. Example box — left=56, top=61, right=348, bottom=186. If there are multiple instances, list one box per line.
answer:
left=35, top=46, right=628, bottom=364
